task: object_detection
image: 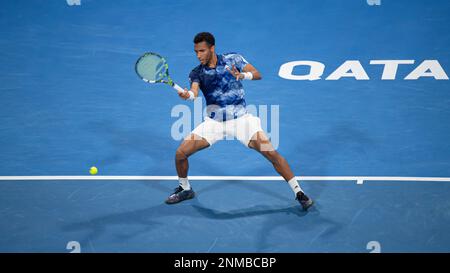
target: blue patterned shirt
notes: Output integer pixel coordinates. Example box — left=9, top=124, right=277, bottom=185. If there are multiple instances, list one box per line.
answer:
left=189, top=53, right=249, bottom=121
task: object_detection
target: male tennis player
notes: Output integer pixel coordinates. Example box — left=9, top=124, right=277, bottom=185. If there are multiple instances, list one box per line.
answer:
left=166, top=32, right=313, bottom=211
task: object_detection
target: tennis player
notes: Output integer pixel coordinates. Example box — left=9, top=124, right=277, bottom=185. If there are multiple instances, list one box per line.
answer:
left=166, top=32, right=313, bottom=211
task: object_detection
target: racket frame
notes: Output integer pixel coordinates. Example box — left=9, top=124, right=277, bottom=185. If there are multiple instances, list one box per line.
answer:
left=135, top=52, right=184, bottom=93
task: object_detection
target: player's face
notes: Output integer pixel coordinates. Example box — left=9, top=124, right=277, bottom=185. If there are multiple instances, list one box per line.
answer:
left=194, top=41, right=214, bottom=65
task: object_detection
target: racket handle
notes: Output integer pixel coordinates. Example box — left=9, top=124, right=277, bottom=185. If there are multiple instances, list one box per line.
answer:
left=172, top=83, right=184, bottom=93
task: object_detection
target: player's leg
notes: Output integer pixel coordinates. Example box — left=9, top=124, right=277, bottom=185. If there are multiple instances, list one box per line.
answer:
left=166, top=117, right=223, bottom=204
left=247, top=131, right=313, bottom=210
left=166, top=134, right=210, bottom=204
left=235, top=114, right=295, bottom=181
left=234, top=113, right=313, bottom=211
left=247, top=131, right=294, bottom=182
left=175, top=134, right=210, bottom=178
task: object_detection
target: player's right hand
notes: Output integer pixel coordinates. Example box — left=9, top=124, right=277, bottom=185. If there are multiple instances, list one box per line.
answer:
left=178, top=88, right=191, bottom=100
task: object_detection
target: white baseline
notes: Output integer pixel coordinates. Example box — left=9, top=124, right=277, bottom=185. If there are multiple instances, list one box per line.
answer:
left=1, top=176, right=450, bottom=185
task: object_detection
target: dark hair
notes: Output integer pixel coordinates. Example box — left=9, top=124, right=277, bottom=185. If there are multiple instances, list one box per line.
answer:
left=193, top=32, right=215, bottom=46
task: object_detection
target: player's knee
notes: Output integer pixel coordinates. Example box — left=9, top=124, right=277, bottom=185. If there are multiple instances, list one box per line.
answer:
left=175, top=149, right=188, bottom=162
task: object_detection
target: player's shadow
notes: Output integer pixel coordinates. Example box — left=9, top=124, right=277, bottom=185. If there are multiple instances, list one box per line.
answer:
left=191, top=201, right=342, bottom=251
left=191, top=204, right=309, bottom=219
left=61, top=198, right=329, bottom=251
left=255, top=206, right=342, bottom=251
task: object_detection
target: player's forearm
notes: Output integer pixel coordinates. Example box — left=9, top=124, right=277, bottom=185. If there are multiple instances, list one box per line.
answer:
left=250, top=70, right=262, bottom=80
left=241, top=70, right=261, bottom=80
left=191, top=82, right=200, bottom=97
left=242, top=64, right=262, bottom=80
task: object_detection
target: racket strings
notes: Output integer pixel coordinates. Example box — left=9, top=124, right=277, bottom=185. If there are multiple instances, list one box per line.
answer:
left=136, top=53, right=168, bottom=82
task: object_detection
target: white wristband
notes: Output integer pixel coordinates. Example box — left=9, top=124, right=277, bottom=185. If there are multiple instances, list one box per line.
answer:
left=187, top=90, right=195, bottom=100
left=241, top=71, right=253, bottom=80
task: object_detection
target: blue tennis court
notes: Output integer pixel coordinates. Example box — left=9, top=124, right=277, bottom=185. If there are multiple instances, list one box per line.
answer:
left=1, top=0, right=449, bottom=253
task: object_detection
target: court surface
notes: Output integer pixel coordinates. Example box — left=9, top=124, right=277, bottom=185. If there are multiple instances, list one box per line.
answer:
left=1, top=0, right=449, bottom=252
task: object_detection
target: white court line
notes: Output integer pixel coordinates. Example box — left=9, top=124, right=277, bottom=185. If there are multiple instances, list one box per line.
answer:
left=0, top=176, right=450, bottom=185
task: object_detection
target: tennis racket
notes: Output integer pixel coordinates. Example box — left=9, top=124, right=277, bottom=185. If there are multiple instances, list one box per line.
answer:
left=135, top=52, right=185, bottom=93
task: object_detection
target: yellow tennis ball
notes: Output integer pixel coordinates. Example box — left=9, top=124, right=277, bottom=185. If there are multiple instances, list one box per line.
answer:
left=89, top=166, right=98, bottom=175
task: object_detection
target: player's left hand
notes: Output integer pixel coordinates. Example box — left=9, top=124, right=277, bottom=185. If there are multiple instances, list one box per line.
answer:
left=226, top=65, right=244, bottom=81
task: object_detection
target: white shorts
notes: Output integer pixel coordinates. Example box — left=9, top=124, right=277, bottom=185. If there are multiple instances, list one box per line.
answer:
left=191, top=113, right=263, bottom=147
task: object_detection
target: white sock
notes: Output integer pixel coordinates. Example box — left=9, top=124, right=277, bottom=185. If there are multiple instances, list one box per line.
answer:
left=288, top=177, right=303, bottom=195
left=179, top=177, right=191, bottom=190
